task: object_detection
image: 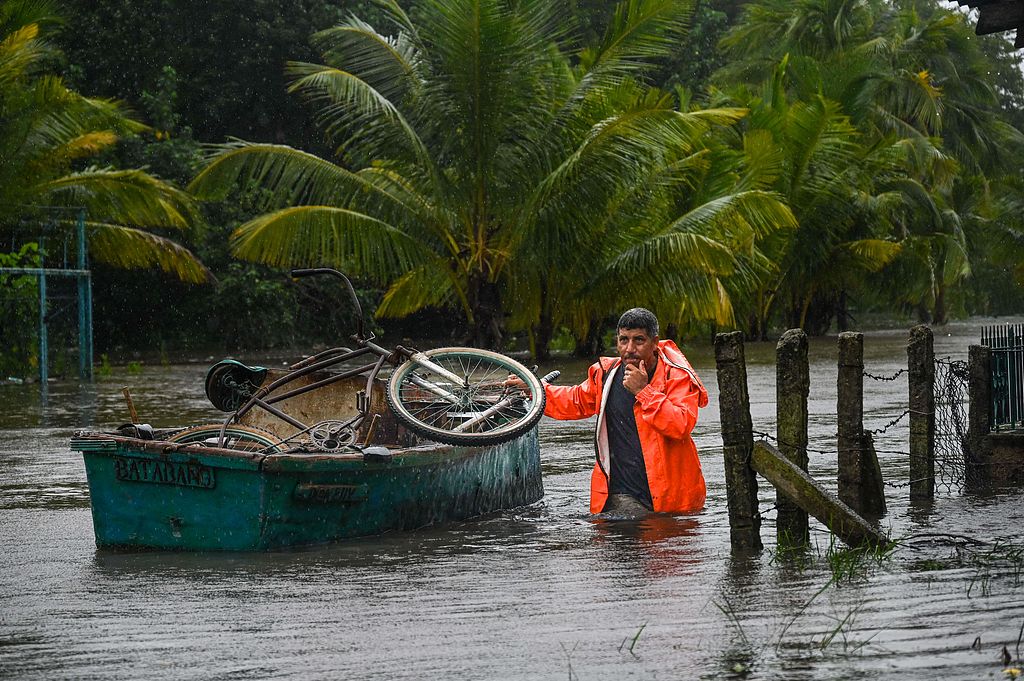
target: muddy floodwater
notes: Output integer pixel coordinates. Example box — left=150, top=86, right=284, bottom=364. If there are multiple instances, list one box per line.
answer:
left=2, top=318, right=1023, bottom=680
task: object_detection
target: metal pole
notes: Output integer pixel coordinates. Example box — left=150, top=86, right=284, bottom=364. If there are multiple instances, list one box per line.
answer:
left=38, top=252, right=48, bottom=386
left=76, top=210, right=93, bottom=380
left=84, top=271, right=93, bottom=380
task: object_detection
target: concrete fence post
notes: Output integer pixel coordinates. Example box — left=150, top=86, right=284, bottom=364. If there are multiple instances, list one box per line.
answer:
left=836, top=333, right=886, bottom=516
left=837, top=332, right=864, bottom=509
left=776, top=329, right=809, bottom=545
left=967, top=344, right=992, bottom=483
left=714, top=331, right=762, bottom=552
left=908, top=325, right=935, bottom=500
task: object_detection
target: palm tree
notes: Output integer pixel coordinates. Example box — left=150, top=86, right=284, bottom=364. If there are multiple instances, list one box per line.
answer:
left=715, top=0, right=1024, bottom=332
left=191, top=0, right=796, bottom=350
left=0, top=0, right=210, bottom=283
left=713, top=58, right=908, bottom=335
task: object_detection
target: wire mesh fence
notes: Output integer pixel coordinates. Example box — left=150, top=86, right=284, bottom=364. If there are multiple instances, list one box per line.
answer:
left=934, top=357, right=970, bottom=493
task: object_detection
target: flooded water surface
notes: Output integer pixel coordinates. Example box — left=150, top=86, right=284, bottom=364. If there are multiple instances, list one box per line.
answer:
left=2, top=319, right=1023, bottom=680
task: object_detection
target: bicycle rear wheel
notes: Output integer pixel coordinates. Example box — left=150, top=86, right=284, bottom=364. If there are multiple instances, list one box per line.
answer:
left=166, top=424, right=285, bottom=453
left=386, top=348, right=545, bottom=446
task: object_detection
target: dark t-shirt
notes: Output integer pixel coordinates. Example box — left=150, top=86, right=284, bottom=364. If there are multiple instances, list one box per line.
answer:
left=605, top=364, right=653, bottom=509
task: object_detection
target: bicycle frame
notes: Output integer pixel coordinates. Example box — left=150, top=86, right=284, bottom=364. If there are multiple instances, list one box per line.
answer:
left=210, top=268, right=476, bottom=450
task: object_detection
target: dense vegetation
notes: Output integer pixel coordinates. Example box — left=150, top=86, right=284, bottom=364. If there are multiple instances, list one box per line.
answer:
left=2, top=0, right=1023, bottom=375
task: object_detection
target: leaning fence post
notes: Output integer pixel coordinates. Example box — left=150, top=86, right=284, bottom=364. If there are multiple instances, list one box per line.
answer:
left=776, top=329, right=809, bottom=544
left=908, top=325, right=935, bottom=500
left=967, top=344, right=991, bottom=480
left=714, top=331, right=762, bottom=551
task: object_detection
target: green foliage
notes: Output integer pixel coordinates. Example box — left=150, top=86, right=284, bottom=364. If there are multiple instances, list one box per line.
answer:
left=0, top=2, right=212, bottom=285
left=97, top=353, right=112, bottom=377
left=9, top=0, right=1021, bottom=365
left=193, top=0, right=799, bottom=356
left=0, top=244, right=42, bottom=379
left=712, top=0, right=1024, bottom=332
left=59, top=0, right=378, bottom=146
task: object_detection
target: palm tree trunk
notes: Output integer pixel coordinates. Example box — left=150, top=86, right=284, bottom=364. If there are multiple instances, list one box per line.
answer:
left=932, top=249, right=948, bottom=325
left=466, top=274, right=504, bottom=349
left=573, top=318, right=603, bottom=358
left=932, top=283, right=947, bottom=325
left=836, top=290, right=849, bottom=332
left=533, top=280, right=553, bottom=361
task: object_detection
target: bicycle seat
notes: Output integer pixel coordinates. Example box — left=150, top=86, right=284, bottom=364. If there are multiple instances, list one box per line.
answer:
left=204, top=359, right=269, bottom=412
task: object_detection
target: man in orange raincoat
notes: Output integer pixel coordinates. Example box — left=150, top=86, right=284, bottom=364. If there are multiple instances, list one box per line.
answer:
left=517, top=308, right=708, bottom=515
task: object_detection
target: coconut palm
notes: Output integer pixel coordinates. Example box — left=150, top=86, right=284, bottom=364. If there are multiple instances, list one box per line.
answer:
left=191, top=0, right=799, bottom=350
left=0, top=0, right=210, bottom=283
left=713, top=58, right=912, bottom=335
left=715, top=0, right=1024, bottom=332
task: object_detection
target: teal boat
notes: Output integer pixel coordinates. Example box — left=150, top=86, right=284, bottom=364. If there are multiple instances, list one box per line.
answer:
left=71, top=427, right=541, bottom=551
left=72, top=269, right=549, bottom=551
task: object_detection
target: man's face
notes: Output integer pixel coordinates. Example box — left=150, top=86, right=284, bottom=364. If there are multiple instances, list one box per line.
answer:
left=617, top=327, right=658, bottom=367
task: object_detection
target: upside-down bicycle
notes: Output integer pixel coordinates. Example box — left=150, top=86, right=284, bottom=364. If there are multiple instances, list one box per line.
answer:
left=166, top=268, right=552, bottom=453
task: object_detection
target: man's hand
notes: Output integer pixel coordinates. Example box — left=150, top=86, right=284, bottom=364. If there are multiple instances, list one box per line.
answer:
left=503, top=374, right=528, bottom=391
left=622, top=360, right=649, bottom=395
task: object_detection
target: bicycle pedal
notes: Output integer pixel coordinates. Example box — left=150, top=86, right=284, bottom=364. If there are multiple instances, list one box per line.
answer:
left=362, top=446, right=393, bottom=463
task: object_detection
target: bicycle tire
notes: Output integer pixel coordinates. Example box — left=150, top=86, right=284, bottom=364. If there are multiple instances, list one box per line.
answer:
left=166, top=424, right=285, bottom=453
left=386, top=347, right=545, bottom=446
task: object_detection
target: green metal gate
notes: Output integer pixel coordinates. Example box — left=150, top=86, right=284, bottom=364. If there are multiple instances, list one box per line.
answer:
left=982, top=323, right=1023, bottom=430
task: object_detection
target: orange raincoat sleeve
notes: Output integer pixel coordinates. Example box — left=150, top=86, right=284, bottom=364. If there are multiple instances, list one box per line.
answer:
left=542, top=362, right=605, bottom=420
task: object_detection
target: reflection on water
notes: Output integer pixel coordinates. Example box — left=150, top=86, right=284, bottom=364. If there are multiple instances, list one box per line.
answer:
left=1, top=317, right=1023, bottom=679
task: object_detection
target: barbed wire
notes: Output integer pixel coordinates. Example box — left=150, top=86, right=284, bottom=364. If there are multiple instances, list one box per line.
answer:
left=863, top=368, right=907, bottom=382
left=868, top=409, right=910, bottom=435
left=743, top=354, right=972, bottom=496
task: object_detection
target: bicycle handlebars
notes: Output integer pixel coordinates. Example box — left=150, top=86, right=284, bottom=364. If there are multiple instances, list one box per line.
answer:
left=291, top=268, right=365, bottom=340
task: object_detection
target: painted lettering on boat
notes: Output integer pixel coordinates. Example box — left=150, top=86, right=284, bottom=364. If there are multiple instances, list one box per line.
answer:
left=113, top=457, right=216, bottom=489
left=294, top=483, right=367, bottom=504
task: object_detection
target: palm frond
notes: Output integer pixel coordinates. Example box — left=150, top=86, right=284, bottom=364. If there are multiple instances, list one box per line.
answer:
left=286, top=61, right=433, bottom=169
left=586, top=0, right=694, bottom=81
left=375, top=264, right=457, bottom=318
left=86, top=223, right=212, bottom=284
left=36, top=167, right=198, bottom=230
left=839, top=238, right=902, bottom=271
left=189, top=141, right=423, bottom=224
left=230, top=206, right=428, bottom=281
left=0, top=22, right=44, bottom=85
left=311, top=17, right=420, bottom=103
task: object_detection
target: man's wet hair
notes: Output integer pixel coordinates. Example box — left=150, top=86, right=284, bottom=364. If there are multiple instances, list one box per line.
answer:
left=617, top=308, right=659, bottom=337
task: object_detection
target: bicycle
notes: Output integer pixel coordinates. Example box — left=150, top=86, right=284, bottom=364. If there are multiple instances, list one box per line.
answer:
left=167, top=268, right=553, bottom=453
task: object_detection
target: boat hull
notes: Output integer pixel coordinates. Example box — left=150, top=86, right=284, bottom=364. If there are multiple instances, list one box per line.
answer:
left=72, top=430, right=542, bottom=551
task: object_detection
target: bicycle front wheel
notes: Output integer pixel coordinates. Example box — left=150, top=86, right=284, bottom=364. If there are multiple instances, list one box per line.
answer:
left=386, top=348, right=545, bottom=446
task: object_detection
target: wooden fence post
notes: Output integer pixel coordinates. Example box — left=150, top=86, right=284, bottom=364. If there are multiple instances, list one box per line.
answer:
left=776, top=329, right=809, bottom=545
left=714, top=331, right=762, bottom=551
left=908, top=325, right=935, bottom=500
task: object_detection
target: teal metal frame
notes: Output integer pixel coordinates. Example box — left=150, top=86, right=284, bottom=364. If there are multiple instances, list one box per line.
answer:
left=0, top=209, right=93, bottom=382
